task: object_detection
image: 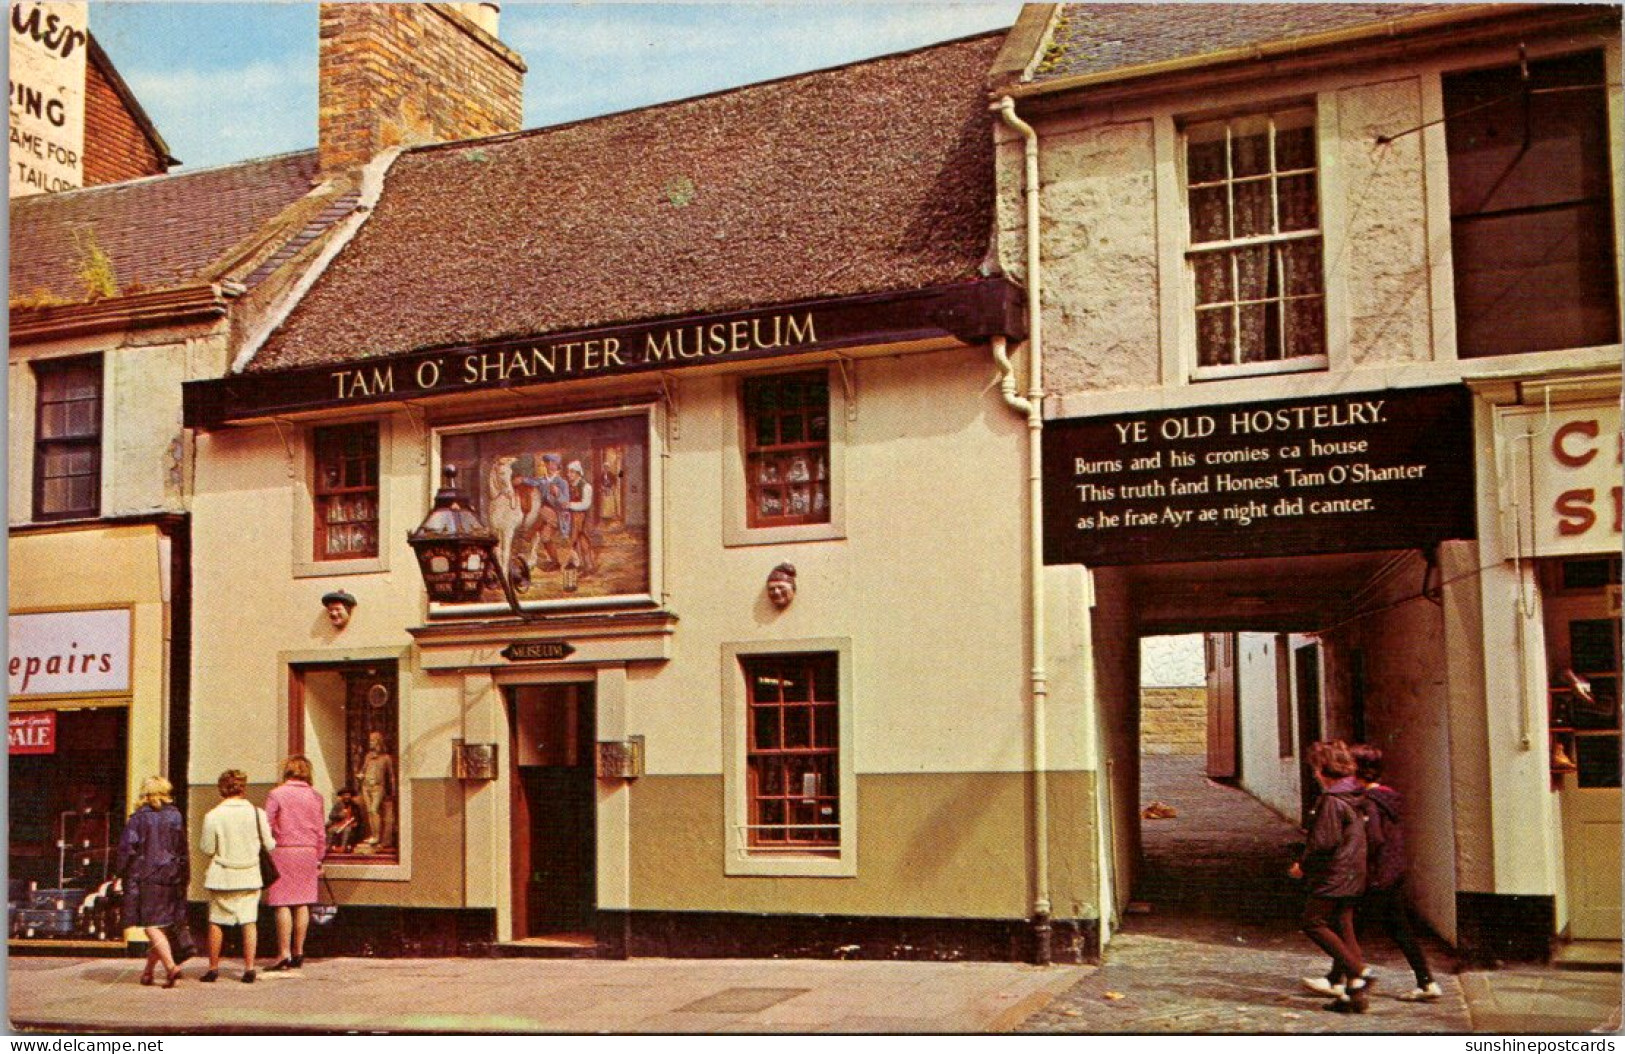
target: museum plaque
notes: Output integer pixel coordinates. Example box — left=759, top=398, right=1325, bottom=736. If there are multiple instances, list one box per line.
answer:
left=1043, top=386, right=1475, bottom=567
left=501, top=640, right=575, bottom=662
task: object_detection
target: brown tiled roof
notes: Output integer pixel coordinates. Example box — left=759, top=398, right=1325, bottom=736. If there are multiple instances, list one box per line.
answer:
left=8, top=151, right=322, bottom=305
left=1032, top=4, right=1454, bottom=83
left=249, top=32, right=1006, bottom=373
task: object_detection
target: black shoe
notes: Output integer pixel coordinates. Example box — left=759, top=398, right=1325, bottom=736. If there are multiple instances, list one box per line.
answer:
left=266, top=958, right=293, bottom=972
left=290, top=955, right=304, bottom=969
left=241, top=970, right=256, bottom=984
left=200, top=970, right=218, bottom=983
left=1325, top=997, right=1360, bottom=1013
left=1346, top=977, right=1373, bottom=1013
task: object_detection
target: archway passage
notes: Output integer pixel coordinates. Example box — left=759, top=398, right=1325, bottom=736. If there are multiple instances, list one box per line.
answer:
left=1097, top=549, right=1463, bottom=982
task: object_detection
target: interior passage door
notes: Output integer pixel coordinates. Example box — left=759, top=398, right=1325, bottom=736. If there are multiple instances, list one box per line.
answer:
left=1554, top=608, right=1622, bottom=940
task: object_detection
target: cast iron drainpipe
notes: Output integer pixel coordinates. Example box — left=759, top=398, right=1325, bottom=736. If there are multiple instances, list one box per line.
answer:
left=994, top=94, right=1051, bottom=964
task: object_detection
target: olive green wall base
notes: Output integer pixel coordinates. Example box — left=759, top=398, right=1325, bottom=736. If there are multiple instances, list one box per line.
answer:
left=184, top=771, right=1101, bottom=924
left=630, top=770, right=1100, bottom=922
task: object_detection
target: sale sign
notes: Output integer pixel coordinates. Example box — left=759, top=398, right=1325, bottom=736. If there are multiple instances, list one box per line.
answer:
left=9, top=711, right=57, bottom=754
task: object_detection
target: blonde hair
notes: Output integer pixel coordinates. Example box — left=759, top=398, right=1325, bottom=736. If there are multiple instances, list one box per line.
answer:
left=282, top=755, right=313, bottom=783
left=138, top=775, right=173, bottom=809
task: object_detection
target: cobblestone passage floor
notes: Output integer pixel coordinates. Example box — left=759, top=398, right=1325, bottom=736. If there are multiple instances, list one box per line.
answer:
left=1021, top=755, right=1472, bottom=1034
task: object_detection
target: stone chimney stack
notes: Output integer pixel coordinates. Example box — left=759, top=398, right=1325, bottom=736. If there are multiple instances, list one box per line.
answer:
left=318, top=3, right=525, bottom=173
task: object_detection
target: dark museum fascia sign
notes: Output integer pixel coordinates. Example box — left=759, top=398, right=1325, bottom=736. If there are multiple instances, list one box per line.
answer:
left=184, top=280, right=1023, bottom=428
left=501, top=640, right=575, bottom=662
left=1042, top=386, right=1476, bottom=567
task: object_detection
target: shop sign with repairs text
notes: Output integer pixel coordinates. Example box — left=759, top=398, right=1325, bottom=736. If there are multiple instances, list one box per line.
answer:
left=1043, top=387, right=1476, bottom=566
left=7, top=608, right=132, bottom=698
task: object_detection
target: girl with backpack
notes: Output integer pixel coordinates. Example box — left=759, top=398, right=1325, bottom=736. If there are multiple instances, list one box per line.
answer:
left=1302, top=743, right=1443, bottom=1003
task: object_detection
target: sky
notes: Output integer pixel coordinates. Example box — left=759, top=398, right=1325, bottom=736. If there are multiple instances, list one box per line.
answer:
left=88, top=2, right=1028, bottom=171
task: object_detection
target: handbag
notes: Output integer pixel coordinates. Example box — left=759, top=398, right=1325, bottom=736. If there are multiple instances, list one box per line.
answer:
left=164, top=917, right=197, bottom=965
left=256, top=808, right=280, bottom=888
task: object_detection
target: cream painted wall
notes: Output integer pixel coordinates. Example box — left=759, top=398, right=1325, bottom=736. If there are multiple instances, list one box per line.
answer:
left=630, top=344, right=1033, bottom=777
left=1235, top=632, right=1301, bottom=822
left=8, top=325, right=224, bottom=525
left=189, top=342, right=1062, bottom=915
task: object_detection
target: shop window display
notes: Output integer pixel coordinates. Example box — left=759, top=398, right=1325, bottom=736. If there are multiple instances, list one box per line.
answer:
left=7, top=708, right=127, bottom=940
left=290, top=662, right=399, bottom=863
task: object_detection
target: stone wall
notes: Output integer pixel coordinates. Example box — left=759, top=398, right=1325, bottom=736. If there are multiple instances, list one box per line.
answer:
left=318, top=2, right=525, bottom=172
left=1140, top=686, right=1205, bottom=755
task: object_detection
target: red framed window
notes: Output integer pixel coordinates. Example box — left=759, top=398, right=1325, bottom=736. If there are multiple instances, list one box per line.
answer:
left=313, top=423, right=379, bottom=560
left=743, top=653, right=839, bottom=849
left=32, top=355, right=102, bottom=521
left=742, top=372, right=830, bottom=528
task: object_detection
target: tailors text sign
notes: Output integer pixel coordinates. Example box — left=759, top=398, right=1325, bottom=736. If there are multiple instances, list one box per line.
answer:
left=1043, top=387, right=1475, bottom=566
left=8, top=2, right=87, bottom=198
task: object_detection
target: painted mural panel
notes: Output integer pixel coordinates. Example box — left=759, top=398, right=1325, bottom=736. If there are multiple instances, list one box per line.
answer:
left=439, top=411, right=650, bottom=607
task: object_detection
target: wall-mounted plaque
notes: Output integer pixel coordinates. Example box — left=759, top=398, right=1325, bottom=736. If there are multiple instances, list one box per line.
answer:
left=501, top=640, right=576, bottom=662
left=596, top=736, right=645, bottom=780
left=452, top=739, right=498, bottom=781
left=1043, top=386, right=1475, bottom=567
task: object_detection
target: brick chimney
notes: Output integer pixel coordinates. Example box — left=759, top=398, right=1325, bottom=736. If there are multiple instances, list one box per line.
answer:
left=318, top=3, right=525, bottom=173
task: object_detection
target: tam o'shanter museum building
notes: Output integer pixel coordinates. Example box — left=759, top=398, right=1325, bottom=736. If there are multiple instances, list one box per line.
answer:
left=10, top=2, right=1624, bottom=968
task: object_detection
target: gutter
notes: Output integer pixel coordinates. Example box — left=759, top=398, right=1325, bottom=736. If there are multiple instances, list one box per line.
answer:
left=8, top=283, right=229, bottom=343
left=230, top=147, right=404, bottom=374
left=1003, top=4, right=1547, bottom=100
left=994, top=95, right=1052, bottom=965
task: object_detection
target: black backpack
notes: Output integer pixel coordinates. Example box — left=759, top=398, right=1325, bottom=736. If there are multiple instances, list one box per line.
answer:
left=1361, top=793, right=1403, bottom=890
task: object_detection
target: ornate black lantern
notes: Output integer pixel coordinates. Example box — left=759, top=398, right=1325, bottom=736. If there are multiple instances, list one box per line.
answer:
left=407, top=465, right=520, bottom=612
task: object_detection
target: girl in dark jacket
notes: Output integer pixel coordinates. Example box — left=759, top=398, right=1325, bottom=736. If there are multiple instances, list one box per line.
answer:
left=1353, top=744, right=1441, bottom=1001
left=116, top=776, right=191, bottom=988
left=1290, top=741, right=1372, bottom=1012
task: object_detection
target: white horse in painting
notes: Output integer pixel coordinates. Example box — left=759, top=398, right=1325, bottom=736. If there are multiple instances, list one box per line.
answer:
left=487, top=456, right=524, bottom=586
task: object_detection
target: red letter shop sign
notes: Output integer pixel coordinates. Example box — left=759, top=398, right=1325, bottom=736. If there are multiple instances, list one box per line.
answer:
left=9, top=712, right=56, bottom=755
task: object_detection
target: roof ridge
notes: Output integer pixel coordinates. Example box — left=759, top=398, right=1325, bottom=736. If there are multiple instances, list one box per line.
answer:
left=9, top=148, right=319, bottom=208
left=403, top=27, right=1010, bottom=161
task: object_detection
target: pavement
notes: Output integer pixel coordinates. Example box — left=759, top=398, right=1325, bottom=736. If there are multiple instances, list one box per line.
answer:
left=5, top=954, right=1087, bottom=1035
left=1019, top=755, right=1622, bottom=1035
left=6, top=755, right=1619, bottom=1036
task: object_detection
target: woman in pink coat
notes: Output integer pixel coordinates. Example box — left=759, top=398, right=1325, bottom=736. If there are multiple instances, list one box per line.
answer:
left=264, top=755, right=326, bottom=971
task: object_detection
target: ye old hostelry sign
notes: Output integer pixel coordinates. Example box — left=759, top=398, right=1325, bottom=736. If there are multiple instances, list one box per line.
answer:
left=1043, top=387, right=1475, bottom=566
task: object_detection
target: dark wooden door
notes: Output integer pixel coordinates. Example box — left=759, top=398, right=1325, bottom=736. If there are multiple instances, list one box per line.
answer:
left=1295, top=644, right=1323, bottom=825
left=1206, top=633, right=1239, bottom=779
left=508, top=685, right=596, bottom=938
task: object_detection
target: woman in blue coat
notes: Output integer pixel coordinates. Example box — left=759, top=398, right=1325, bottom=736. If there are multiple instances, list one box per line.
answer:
left=117, top=776, right=191, bottom=987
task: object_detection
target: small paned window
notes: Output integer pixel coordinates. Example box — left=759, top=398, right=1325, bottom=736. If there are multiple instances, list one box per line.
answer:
left=1444, top=51, right=1618, bottom=357
left=1566, top=618, right=1621, bottom=789
left=743, top=653, right=839, bottom=851
left=1184, top=108, right=1325, bottom=370
left=32, top=355, right=102, bottom=521
left=313, top=423, right=380, bottom=560
left=742, top=372, right=830, bottom=528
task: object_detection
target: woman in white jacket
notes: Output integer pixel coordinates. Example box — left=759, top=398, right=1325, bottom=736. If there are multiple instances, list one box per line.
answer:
left=198, top=769, right=275, bottom=983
